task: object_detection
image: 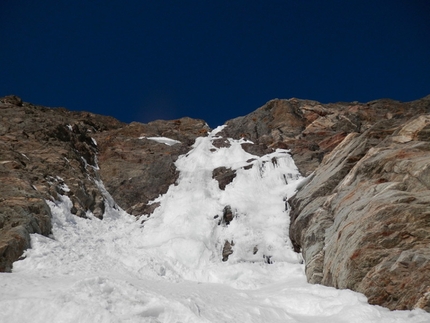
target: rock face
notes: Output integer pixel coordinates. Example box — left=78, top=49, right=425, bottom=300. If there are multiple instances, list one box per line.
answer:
left=288, top=103, right=430, bottom=311
left=289, top=116, right=430, bottom=311
left=0, top=95, right=208, bottom=271
left=1, top=93, right=430, bottom=312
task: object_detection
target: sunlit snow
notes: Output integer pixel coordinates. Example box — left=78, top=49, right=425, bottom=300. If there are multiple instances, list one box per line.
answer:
left=1, top=127, right=429, bottom=322
left=139, top=136, right=181, bottom=146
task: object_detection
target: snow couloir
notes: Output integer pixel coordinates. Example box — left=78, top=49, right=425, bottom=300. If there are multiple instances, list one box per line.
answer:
left=1, top=127, right=429, bottom=322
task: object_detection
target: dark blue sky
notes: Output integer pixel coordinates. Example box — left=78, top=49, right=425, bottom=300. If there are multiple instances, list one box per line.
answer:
left=1, top=1, right=429, bottom=127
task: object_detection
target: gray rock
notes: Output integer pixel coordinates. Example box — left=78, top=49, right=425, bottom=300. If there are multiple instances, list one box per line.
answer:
left=221, top=96, right=430, bottom=176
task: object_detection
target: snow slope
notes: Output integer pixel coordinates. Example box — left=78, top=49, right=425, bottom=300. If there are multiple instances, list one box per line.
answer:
left=1, top=127, right=429, bottom=323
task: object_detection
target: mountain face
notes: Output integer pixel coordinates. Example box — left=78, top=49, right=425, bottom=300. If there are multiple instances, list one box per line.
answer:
left=1, top=94, right=430, bottom=312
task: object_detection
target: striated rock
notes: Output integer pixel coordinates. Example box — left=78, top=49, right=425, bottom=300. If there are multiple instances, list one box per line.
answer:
left=392, top=115, right=430, bottom=143
left=289, top=112, right=430, bottom=311
left=219, top=94, right=430, bottom=310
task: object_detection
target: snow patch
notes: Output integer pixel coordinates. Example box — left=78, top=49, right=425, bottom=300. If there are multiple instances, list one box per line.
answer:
left=20, top=153, right=29, bottom=160
left=139, top=136, right=181, bottom=146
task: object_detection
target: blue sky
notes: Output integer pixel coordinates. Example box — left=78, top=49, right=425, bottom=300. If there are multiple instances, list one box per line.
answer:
left=1, top=1, right=429, bottom=127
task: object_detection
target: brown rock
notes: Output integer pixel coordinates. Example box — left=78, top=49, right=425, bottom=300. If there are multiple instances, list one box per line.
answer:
left=222, top=205, right=234, bottom=225
left=212, top=167, right=236, bottom=190
left=3, top=93, right=430, bottom=314
left=212, top=138, right=231, bottom=148
left=0, top=95, right=23, bottom=106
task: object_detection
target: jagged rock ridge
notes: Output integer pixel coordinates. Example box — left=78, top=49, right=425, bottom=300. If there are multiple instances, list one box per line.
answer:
left=1, top=94, right=430, bottom=312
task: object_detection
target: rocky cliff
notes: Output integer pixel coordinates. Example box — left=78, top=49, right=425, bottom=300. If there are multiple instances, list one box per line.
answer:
left=1, top=94, right=430, bottom=312
left=0, top=95, right=208, bottom=272
left=288, top=112, right=430, bottom=311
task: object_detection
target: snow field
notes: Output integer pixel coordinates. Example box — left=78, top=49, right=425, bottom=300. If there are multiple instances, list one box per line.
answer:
left=1, top=126, right=430, bottom=322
